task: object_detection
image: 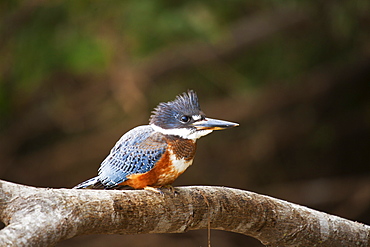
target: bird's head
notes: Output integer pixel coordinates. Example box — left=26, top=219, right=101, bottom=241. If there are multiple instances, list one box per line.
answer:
left=149, top=90, right=239, bottom=140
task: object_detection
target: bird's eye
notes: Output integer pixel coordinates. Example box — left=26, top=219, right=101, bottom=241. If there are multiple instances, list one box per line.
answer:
left=180, top=115, right=190, bottom=123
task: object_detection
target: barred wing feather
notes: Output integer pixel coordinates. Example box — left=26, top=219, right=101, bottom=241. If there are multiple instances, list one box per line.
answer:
left=98, top=125, right=167, bottom=188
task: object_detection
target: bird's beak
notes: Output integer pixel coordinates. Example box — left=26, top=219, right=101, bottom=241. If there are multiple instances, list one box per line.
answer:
left=192, top=118, right=239, bottom=130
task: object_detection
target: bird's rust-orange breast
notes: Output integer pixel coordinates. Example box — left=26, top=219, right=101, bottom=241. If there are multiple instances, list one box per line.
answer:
left=120, top=137, right=196, bottom=189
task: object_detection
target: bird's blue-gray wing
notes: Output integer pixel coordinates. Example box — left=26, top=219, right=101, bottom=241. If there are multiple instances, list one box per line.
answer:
left=98, top=125, right=167, bottom=188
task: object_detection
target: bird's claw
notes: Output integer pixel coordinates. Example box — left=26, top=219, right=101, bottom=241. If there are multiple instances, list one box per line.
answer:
left=163, top=185, right=179, bottom=196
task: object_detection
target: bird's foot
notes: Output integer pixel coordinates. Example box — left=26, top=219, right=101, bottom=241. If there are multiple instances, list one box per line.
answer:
left=162, top=185, right=178, bottom=196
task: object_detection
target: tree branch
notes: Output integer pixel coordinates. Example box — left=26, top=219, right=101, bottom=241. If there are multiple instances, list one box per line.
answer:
left=0, top=179, right=369, bottom=246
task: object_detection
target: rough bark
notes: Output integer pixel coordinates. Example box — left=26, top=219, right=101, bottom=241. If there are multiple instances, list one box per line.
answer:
left=0, top=179, right=369, bottom=247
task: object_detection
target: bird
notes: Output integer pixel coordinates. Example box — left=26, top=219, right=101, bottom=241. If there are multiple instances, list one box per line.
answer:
left=74, top=90, right=238, bottom=191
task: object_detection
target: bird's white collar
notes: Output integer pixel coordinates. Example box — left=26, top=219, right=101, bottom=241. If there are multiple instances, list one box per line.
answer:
left=151, top=124, right=212, bottom=140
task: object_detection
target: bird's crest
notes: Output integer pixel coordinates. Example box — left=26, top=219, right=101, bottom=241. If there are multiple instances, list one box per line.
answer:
left=149, top=90, right=203, bottom=129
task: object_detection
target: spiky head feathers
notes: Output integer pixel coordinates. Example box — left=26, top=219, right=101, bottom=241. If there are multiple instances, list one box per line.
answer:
left=149, top=90, right=205, bottom=129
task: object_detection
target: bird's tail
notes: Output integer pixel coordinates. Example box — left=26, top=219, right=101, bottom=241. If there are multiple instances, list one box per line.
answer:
left=73, top=176, right=105, bottom=189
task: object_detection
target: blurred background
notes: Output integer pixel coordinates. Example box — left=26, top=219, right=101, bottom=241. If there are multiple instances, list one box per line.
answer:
left=1, top=0, right=369, bottom=246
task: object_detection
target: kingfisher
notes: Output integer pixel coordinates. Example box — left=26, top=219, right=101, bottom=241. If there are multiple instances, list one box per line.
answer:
left=74, top=90, right=238, bottom=191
